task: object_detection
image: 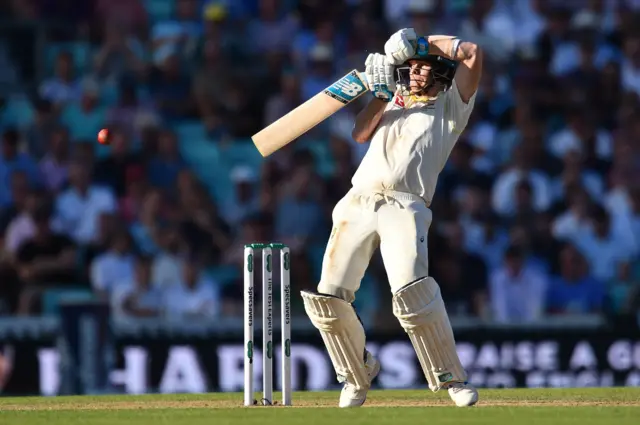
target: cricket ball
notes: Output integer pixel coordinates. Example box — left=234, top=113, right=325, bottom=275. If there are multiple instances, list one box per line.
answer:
left=97, top=128, right=110, bottom=145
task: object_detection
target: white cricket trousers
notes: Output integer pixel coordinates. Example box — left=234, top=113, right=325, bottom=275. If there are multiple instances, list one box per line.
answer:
left=317, top=189, right=433, bottom=302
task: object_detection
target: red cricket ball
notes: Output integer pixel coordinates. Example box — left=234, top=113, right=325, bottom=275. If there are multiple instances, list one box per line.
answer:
left=97, top=128, right=110, bottom=145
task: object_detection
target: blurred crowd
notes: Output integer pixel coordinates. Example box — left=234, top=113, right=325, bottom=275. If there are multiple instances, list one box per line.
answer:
left=0, top=0, right=638, bottom=327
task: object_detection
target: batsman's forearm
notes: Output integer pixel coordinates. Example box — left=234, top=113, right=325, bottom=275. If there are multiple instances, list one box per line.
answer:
left=427, top=35, right=479, bottom=63
left=352, top=97, right=387, bottom=143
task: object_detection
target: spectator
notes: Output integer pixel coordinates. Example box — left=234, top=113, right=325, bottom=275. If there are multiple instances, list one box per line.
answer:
left=130, top=188, right=163, bottom=256
left=433, top=223, right=488, bottom=317
left=152, top=226, right=187, bottom=290
left=93, top=20, right=146, bottom=84
left=489, top=245, right=548, bottom=324
left=147, top=129, right=186, bottom=189
left=0, top=171, right=30, bottom=236
left=94, top=0, right=148, bottom=39
left=224, top=212, right=271, bottom=266
left=24, top=99, right=58, bottom=159
left=0, top=129, right=41, bottom=207
left=621, top=29, right=640, bottom=96
left=106, top=81, right=160, bottom=141
left=179, top=183, right=231, bottom=260
left=151, top=0, right=202, bottom=65
left=217, top=81, right=264, bottom=138
left=223, top=166, right=260, bottom=227
left=38, top=51, right=81, bottom=107
left=1, top=0, right=640, bottom=327
left=89, top=227, right=136, bottom=299
left=573, top=205, right=637, bottom=281
left=458, top=0, right=516, bottom=63
left=546, top=244, right=605, bottom=315
left=83, top=212, right=119, bottom=266
left=546, top=108, right=612, bottom=172
left=301, top=44, right=335, bottom=102
left=192, top=36, right=231, bottom=132
left=94, top=130, right=144, bottom=197
left=4, top=189, right=46, bottom=256
left=275, top=155, right=326, bottom=245
left=60, top=78, right=107, bottom=141
left=55, top=161, right=117, bottom=245
left=551, top=149, right=604, bottom=202
left=111, top=254, right=162, bottom=318
left=552, top=186, right=594, bottom=241
left=163, top=255, right=220, bottom=319
left=492, top=144, right=552, bottom=216
left=263, top=71, right=302, bottom=127
left=246, top=0, right=299, bottom=55
left=440, top=140, right=493, bottom=204
left=148, top=52, right=195, bottom=121
left=39, top=127, right=70, bottom=193
left=608, top=261, right=640, bottom=315
left=530, top=212, right=564, bottom=275
left=511, top=179, right=538, bottom=228
left=15, top=205, right=78, bottom=315
left=118, top=171, right=148, bottom=224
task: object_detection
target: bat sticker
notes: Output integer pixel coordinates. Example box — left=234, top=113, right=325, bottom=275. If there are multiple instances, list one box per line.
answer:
left=324, top=71, right=367, bottom=104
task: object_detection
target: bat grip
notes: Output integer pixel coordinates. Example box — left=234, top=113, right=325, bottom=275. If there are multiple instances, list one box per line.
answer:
left=359, top=72, right=369, bottom=88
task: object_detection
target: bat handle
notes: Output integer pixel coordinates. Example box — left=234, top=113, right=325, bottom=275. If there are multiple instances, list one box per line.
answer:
left=359, top=72, right=369, bottom=89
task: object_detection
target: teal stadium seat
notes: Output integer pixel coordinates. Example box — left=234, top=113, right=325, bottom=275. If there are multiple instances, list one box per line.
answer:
left=145, top=0, right=174, bottom=22
left=0, top=95, right=34, bottom=127
left=42, top=287, right=95, bottom=316
left=175, top=121, right=208, bottom=143
left=218, top=139, right=264, bottom=171
left=45, top=42, right=92, bottom=76
left=215, top=139, right=265, bottom=203
left=206, top=265, right=240, bottom=287
left=174, top=122, right=229, bottom=201
left=298, top=139, right=335, bottom=177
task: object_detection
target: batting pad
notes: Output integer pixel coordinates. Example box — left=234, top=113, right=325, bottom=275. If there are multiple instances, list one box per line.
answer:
left=392, top=277, right=467, bottom=391
left=301, top=291, right=369, bottom=390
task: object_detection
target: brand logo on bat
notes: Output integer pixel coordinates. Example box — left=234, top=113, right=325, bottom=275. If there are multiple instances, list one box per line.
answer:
left=324, top=71, right=366, bottom=104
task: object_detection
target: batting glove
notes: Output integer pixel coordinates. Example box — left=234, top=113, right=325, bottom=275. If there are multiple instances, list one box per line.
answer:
left=384, top=28, right=419, bottom=65
left=365, top=53, right=396, bottom=102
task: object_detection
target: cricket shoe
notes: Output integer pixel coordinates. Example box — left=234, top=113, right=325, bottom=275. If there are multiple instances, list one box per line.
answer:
left=338, top=352, right=381, bottom=408
left=446, top=382, right=479, bottom=407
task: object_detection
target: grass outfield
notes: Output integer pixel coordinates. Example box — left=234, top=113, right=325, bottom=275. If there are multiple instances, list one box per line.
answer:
left=0, top=388, right=638, bottom=425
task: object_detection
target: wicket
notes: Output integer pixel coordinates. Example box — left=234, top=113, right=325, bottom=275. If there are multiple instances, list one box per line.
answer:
left=244, top=243, right=292, bottom=406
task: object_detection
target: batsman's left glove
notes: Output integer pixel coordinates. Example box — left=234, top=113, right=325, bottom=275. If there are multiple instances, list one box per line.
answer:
left=365, top=53, right=396, bottom=102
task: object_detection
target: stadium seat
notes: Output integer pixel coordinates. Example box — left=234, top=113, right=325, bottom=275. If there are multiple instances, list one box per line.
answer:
left=0, top=95, right=34, bottom=127
left=298, top=139, right=335, bottom=177
left=206, top=265, right=240, bottom=287
left=218, top=139, right=264, bottom=171
left=144, top=0, right=174, bottom=22
left=42, top=287, right=95, bottom=316
left=174, top=121, right=208, bottom=143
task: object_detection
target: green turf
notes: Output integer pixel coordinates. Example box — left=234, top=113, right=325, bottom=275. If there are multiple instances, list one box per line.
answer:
left=0, top=388, right=638, bottom=425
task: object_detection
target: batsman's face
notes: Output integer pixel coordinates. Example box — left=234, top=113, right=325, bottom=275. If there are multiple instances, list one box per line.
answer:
left=407, top=60, right=440, bottom=96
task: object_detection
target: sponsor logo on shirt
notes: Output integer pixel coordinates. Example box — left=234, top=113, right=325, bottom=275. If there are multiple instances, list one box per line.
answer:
left=393, top=94, right=405, bottom=109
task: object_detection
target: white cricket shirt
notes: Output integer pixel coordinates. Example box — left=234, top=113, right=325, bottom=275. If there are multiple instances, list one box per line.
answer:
left=351, top=80, right=476, bottom=205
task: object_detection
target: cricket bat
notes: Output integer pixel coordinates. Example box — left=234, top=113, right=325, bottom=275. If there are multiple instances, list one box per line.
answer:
left=251, top=70, right=369, bottom=157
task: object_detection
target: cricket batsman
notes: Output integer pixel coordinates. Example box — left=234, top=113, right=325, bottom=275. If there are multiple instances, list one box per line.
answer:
left=301, top=28, right=482, bottom=407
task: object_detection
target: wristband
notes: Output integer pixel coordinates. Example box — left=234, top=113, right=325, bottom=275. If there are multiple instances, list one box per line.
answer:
left=451, top=39, right=461, bottom=60
left=415, top=37, right=429, bottom=57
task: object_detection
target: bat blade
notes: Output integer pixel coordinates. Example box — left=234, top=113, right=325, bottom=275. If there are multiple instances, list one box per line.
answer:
left=251, top=70, right=368, bottom=157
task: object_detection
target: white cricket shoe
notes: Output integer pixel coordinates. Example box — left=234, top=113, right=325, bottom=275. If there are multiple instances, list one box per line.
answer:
left=447, top=382, right=479, bottom=407
left=338, top=352, right=381, bottom=408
